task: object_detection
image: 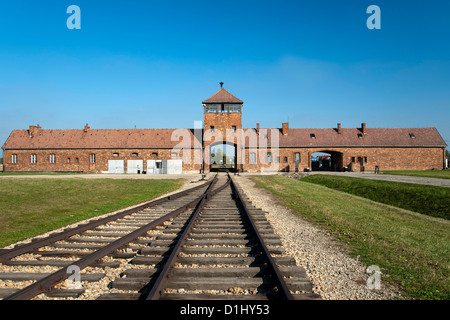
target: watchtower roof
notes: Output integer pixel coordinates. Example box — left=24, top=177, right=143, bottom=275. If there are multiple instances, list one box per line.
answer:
left=202, top=88, right=243, bottom=104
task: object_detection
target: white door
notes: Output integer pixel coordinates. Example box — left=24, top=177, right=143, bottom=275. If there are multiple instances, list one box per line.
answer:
left=154, top=160, right=163, bottom=174
left=147, top=160, right=156, bottom=174
left=167, top=159, right=182, bottom=174
left=127, top=160, right=143, bottom=174
left=108, top=160, right=124, bottom=174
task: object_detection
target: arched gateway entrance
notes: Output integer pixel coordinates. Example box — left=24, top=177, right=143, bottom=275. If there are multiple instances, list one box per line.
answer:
left=311, top=150, right=344, bottom=171
left=209, top=142, right=237, bottom=172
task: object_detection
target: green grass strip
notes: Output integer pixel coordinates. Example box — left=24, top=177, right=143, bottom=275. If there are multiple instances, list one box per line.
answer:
left=0, top=178, right=182, bottom=248
left=252, top=175, right=450, bottom=300
left=301, top=175, right=449, bottom=220
left=382, top=170, right=450, bottom=180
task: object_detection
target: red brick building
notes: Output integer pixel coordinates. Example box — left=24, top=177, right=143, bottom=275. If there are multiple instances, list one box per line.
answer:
left=2, top=86, right=447, bottom=173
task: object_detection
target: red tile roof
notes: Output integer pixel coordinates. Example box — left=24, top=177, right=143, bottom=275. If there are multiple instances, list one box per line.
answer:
left=2, top=128, right=203, bottom=150
left=202, top=88, right=243, bottom=104
left=2, top=126, right=445, bottom=150
left=247, top=127, right=447, bottom=148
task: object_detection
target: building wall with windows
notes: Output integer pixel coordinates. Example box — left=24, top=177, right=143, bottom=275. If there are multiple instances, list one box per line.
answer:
left=1, top=87, right=447, bottom=173
left=3, top=148, right=202, bottom=173
left=241, top=146, right=445, bottom=173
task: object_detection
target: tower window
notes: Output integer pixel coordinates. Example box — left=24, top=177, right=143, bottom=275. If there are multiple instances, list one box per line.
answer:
left=228, top=104, right=241, bottom=113
left=205, top=105, right=216, bottom=113
left=210, top=126, right=215, bottom=132
left=232, top=126, right=236, bottom=132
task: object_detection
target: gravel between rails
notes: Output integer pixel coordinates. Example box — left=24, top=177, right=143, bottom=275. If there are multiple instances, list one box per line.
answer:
left=233, top=174, right=404, bottom=300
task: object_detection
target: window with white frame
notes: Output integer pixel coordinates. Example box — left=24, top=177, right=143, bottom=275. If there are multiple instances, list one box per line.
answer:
left=49, top=154, right=56, bottom=164
left=31, top=154, right=37, bottom=164
left=90, top=154, right=96, bottom=163
left=12, top=154, right=18, bottom=164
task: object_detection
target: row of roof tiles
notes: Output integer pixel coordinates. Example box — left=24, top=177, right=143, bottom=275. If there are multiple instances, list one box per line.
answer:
left=2, top=126, right=446, bottom=149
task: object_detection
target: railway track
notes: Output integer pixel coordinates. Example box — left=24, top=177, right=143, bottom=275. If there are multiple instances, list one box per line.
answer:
left=0, top=173, right=320, bottom=300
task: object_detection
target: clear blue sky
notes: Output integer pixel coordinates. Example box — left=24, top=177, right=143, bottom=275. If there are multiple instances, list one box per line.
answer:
left=1, top=0, right=449, bottom=156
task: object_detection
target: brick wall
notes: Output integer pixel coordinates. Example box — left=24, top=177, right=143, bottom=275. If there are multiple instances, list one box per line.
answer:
left=241, top=147, right=444, bottom=172
left=204, top=112, right=242, bottom=146
left=3, top=148, right=202, bottom=173
left=3, top=146, right=444, bottom=173
left=203, top=111, right=242, bottom=171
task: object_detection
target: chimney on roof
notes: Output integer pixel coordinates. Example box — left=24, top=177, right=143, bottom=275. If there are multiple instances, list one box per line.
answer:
left=282, top=122, right=289, bottom=135
left=84, top=123, right=90, bottom=132
left=256, top=123, right=260, bottom=135
left=28, top=124, right=42, bottom=138
left=337, top=123, right=342, bottom=134
left=220, top=82, right=224, bottom=88
left=361, top=123, right=367, bottom=135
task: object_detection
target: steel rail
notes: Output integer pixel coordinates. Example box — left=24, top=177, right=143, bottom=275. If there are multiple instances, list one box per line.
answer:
left=0, top=177, right=212, bottom=263
left=4, top=175, right=218, bottom=300
left=229, top=176, right=294, bottom=300
left=145, top=174, right=231, bottom=300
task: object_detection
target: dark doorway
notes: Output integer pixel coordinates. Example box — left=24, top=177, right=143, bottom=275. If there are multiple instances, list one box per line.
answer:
left=311, top=151, right=343, bottom=171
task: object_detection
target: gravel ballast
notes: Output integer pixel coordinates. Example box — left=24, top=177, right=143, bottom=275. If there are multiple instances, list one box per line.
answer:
left=234, top=174, right=403, bottom=300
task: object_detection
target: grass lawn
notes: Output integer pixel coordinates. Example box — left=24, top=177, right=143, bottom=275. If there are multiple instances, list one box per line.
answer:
left=301, top=175, right=449, bottom=220
left=0, top=178, right=183, bottom=248
left=252, top=175, right=450, bottom=300
left=382, top=170, right=450, bottom=180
